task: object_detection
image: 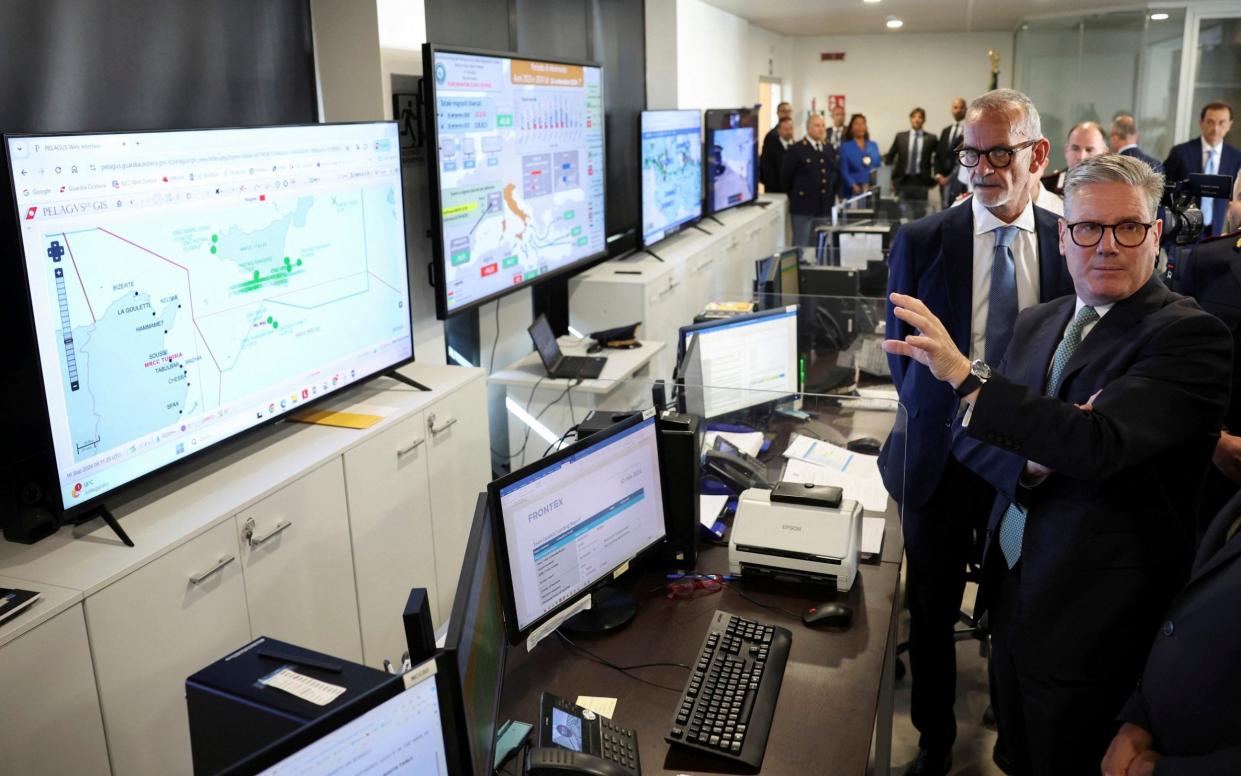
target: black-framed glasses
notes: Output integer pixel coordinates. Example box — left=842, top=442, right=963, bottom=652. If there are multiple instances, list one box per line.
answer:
left=1065, top=221, right=1156, bottom=248
left=956, top=139, right=1039, bottom=168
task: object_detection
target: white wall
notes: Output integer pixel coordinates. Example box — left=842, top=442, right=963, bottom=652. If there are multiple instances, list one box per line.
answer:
left=670, top=0, right=796, bottom=112
left=792, top=32, right=1013, bottom=151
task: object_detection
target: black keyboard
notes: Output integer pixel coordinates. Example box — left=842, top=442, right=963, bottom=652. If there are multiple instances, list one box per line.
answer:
left=665, top=610, right=792, bottom=769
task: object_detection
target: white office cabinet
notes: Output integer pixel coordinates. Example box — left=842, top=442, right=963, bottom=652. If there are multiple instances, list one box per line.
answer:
left=343, top=409, right=438, bottom=666
left=85, top=519, right=251, bottom=776
left=0, top=604, right=110, bottom=776
left=425, top=379, right=491, bottom=622
left=236, top=458, right=363, bottom=663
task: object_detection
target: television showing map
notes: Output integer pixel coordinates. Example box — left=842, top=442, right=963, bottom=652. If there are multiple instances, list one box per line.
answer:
left=425, top=46, right=607, bottom=317
left=640, top=110, right=702, bottom=247
left=5, top=122, right=413, bottom=514
left=705, top=108, right=759, bottom=214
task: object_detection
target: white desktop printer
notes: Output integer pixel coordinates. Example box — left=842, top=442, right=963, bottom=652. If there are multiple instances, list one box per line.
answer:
left=728, top=484, right=862, bottom=593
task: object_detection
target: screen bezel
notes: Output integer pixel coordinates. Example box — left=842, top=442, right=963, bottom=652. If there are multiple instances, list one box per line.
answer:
left=443, top=492, right=508, bottom=776
left=422, top=43, right=609, bottom=319
left=487, top=412, right=664, bottom=645
left=2, top=121, right=416, bottom=521
left=638, top=109, right=703, bottom=248
left=216, top=655, right=466, bottom=776
left=703, top=107, right=759, bottom=215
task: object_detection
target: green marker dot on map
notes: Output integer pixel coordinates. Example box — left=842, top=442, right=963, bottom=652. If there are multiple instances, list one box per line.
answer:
left=211, top=234, right=218, bottom=243
left=284, top=256, right=291, bottom=265
left=296, top=259, right=303, bottom=266
left=266, top=316, right=273, bottom=324
left=210, top=246, right=217, bottom=254
left=272, top=321, right=279, bottom=329
left=253, top=270, right=261, bottom=281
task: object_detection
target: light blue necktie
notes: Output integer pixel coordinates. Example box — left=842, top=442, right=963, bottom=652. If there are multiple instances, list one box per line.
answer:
left=1203, top=148, right=1218, bottom=228
left=984, top=225, right=1019, bottom=365
left=907, top=132, right=920, bottom=175
left=998, top=304, right=1100, bottom=568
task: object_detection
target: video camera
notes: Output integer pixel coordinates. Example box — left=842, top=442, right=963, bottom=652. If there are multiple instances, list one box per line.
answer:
left=1163, top=172, right=1235, bottom=245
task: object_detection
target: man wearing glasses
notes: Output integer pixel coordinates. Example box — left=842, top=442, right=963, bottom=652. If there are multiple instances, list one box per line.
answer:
left=884, top=154, right=1232, bottom=775
left=880, top=88, right=1074, bottom=776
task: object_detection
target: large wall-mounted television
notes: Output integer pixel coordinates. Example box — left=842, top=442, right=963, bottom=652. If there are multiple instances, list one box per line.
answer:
left=640, top=109, right=703, bottom=247
left=424, top=44, right=607, bottom=318
left=4, top=122, right=414, bottom=519
left=704, top=108, right=759, bottom=215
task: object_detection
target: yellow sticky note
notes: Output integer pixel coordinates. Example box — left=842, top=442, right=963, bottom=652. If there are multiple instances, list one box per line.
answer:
left=288, top=409, right=382, bottom=429
left=576, top=696, right=617, bottom=719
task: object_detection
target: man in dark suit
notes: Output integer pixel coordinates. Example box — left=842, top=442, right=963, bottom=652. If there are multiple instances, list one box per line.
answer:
left=880, top=88, right=1075, bottom=776
left=1173, top=227, right=1241, bottom=529
left=936, top=97, right=969, bottom=208
left=886, top=107, right=939, bottom=202
left=885, top=154, right=1232, bottom=775
left=760, top=116, right=794, bottom=193
left=1108, top=114, right=1163, bottom=173
left=1101, top=490, right=1241, bottom=776
left=1163, top=101, right=1240, bottom=237
left=1041, top=121, right=1108, bottom=195
left=781, top=114, right=838, bottom=247
left=827, top=104, right=847, bottom=150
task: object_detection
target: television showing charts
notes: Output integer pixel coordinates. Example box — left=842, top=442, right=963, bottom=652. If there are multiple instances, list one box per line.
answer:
left=425, top=44, right=607, bottom=318
left=640, top=109, right=703, bottom=247
left=4, top=122, right=413, bottom=517
left=704, top=108, right=759, bottom=214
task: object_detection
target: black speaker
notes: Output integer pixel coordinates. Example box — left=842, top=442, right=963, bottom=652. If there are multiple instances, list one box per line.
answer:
left=0, top=452, right=59, bottom=544
left=403, top=588, right=436, bottom=665
left=656, top=411, right=702, bottom=566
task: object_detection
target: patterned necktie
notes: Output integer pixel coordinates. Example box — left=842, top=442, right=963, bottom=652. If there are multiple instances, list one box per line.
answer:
left=998, top=304, right=1100, bottom=568
left=1203, top=148, right=1218, bottom=228
left=984, top=225, right=1019, bottom=365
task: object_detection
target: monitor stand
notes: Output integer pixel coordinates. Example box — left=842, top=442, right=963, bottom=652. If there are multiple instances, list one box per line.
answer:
left=706, top=215, right=725, bottom=226
left=741, top=199, right=773, bottom=209
left=385, top=370, right=431, bottom=391
left=75, top=504, right=135, bottom=547
left=561, top=584, right=637, bottom=636
left=642, top=248, right=665, bottom=262
left=691, top=224, right=714, bottom=236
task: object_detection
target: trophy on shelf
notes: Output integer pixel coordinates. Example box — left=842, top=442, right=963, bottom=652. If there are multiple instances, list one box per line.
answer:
left=988, top=48, right=1000, bottom=90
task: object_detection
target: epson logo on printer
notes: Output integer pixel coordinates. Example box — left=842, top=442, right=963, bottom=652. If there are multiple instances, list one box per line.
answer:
left=528, top=498, right=564, bottom=522
left=781, top=524, right=802, bottom=532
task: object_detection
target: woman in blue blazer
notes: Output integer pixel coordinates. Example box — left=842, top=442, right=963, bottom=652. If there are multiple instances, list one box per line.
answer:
left=839, top=113, right=882, bottom=197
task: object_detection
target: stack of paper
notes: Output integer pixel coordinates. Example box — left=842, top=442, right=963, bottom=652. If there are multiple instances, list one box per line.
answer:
left=781, top=434, right=890, bottom=513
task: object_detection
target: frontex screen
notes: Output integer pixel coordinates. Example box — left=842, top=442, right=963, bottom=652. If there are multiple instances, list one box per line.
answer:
left=497, top=417, right=665, bottom=631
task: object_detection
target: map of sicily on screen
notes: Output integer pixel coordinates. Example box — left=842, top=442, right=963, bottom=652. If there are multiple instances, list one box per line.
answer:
left=8, top=124, right=412, bottom=507
left=433, top=51, right=606, bottom=313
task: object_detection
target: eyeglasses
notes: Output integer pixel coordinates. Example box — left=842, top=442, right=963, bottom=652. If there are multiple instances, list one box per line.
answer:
left=956, top=139, right=1039, bottom=168
left=664, top=573, right=732, bottom=599
left=1065, top=221, right=1156, bottom=248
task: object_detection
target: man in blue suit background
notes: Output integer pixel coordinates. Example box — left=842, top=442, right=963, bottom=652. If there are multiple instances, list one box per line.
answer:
left=1108, top=114, right=1163, bottom=173
left=1164, top=101, right=1239, bottom=237
left=880, top=89, right=1074, bottom=776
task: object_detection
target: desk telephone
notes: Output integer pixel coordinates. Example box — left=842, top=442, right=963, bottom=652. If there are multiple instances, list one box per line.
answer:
left=702, top=435, right=770, bottom=493
left=525, top=692, right=642, bottom=776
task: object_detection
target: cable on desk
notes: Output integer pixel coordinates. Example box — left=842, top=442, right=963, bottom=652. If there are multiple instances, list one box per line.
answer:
left=487, top=300, right=501, bottom=375
left=542, top=424, right=579, bottom=458
left=733, top=588, right=803, bottom=620
left=491, top=375, right=546, bottom=463
left=555, top=631, right=687, bottom=693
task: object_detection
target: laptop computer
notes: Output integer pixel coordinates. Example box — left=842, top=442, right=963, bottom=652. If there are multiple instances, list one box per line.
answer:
left=527, top=314, right=606, bottom=379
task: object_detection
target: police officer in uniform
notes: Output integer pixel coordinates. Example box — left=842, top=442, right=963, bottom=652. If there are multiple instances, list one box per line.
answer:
left=781, top=114, right=838, bottom=247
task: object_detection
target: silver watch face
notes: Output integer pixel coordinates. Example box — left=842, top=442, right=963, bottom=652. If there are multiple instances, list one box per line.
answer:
left=971, top=360, right=992, bottom=381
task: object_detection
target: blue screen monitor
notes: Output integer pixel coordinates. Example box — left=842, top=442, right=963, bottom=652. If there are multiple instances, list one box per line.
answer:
left=640, top=109, right=703, bottom=247
left=4, top=122, right=413, bottom=518
left=424, top=44, right=607, bottom=318
left=704, top=108, right=758, bottom=214
left=677, top=306, right=799, bottom=419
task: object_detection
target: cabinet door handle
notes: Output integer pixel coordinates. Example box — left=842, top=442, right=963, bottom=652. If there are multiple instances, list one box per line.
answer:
left=428, top=414, right=458, bottom=435
left=189, top=555, right=235, bottom=585
left=244, top=517, right=293, bottom=548
left=396, top=438, right=425, bottom=458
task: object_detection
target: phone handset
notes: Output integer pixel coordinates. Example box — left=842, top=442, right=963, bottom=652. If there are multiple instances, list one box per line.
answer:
left=526, top=747, right=634, bottom=776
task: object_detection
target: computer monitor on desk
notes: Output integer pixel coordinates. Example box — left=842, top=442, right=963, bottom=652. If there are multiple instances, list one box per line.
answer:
left=754, top=248, right=801, bottom=310
left=444, top=494, right=508, bottom=776
left=218, top=655, right=466, bottom=776
left=489, top=412, right=666, bottom=643
left=675, top=306, right=799, bottom=420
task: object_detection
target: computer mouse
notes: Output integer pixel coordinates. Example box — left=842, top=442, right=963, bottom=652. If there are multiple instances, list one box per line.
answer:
left=803, top=601, right=854, bottom=629
left=846, top=436, right=882, bottom=456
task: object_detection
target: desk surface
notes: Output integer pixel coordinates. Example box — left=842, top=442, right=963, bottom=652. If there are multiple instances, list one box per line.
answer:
left=489, top=338, right=666, bottom=394
left=499, top=541, right=900, bottom=775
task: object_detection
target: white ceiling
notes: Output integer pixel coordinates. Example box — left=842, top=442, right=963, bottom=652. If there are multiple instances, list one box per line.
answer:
left=698, top=0, right=1167, bottom=36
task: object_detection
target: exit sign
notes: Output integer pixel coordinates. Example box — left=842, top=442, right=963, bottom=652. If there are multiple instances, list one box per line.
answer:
left=820, top=52, right=845, bottom=61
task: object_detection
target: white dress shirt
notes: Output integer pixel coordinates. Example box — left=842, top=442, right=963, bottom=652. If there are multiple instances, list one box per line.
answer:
left=969, top=195, right=1042, bottom=361
left=1066, top=297, right=1112, bottom=344
left=1034, top=184, right=1064, bottom=215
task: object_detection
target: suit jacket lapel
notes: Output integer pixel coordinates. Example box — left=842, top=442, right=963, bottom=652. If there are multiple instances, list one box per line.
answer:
left=1033, top=206, right=1067, bottom=301
left=1054, top=275, right=1167, bottom=394
left=1187, top=143, right=1203, bottom=175
left=1182, top=492, right=1241, bottom=590
left=943, top=204, right=975, bottom=354
left=1020, top=298, right=1072, bottom=390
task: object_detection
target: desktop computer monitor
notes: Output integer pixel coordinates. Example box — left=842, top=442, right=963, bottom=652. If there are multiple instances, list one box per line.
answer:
left=489, top=411, right=666, bottom=644
left=219, top=655, right=466, bottom=776
left=444, top=493, right=508, bottom=776
left=755, top=248, right=802, bottom=310
left=675, top=306, right=799, bottom=420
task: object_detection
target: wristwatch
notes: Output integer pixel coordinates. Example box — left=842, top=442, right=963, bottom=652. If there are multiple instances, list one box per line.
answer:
left=954, top=360, right=992, bottom=397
